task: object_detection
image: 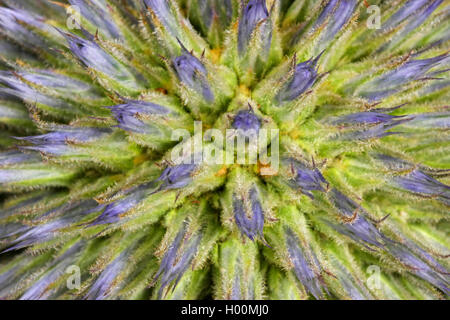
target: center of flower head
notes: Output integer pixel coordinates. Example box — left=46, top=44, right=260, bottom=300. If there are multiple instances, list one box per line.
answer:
left=232, top=109, right=261, bottom=132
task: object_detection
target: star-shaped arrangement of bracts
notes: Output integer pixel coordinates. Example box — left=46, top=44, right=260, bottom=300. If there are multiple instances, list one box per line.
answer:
left=0, top=0, right=449, bottom=300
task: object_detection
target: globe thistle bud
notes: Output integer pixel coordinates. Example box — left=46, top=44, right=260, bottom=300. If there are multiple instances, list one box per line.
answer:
left=232, top=108, right=261, bottom=132
left=267, top=267, right=307, bottom=300
left=91, top=162, right=199, bottom=225
left=385, top=239, right=449, bottom=294
left=324, top=245, right=375, bottom=300
left=20, top=241, right=85, bottom=300
left=84, top=230, right=163, bottom=300
left=68, top=0, right=122, bottom=39
left=187, top=0, right=234, bottom=47
left=84, top=252, right=128, bottom=300
left=214, top=238, right=264, bottom=299
left=0, top=71, right=72, bottom=115
left=275, top=54, right=322, bottom=103
left=144, top=0, right=179, bottom=38
left=0, top=157, right=78, bottom=190
left=3, top=201, right=97, bottom=253
left=221, top=168, right=274, bottom=244
left=373, top=154, right=450, bottom=205
left=108, top=99, right=171, bottom=134
left=108, top=94, right=193, bottom=149
left=17, top=70, right=97, bottom=97
left=157, top=163, right=198, bottom=190
left=318, top=0, right=357, bottom=43
left=0, top=190, right=53, bottom=221
left=327, top=188, right=385, bottom=249
left=338, top=117, right=413, bottom=140
left=60, top=31, right=144, bottom=93
left=199, top=0, right=233, bottom=30
left=89, top=181, right=158, bottom=226
left=15, top=127, right=112, bottom=156
left=284, top=227, right=326, bottom=299
left=382, top=0, right=430, bottom=31
left=394, top=0, right=443, bottom=41
left=0, top=151, right=40, bottom=167
left=372, top=153, right=414, bottom=172
left=393, top=169, right=450, bottom=205
left=330, top=105, right=415, bottom=140
left=0, top=39, right=38, bottom=67
left=285, top=158, right=328, bottom=199
left=403, top=111, right=450, bottom=130
left=315, top=0, right=339, bottom=28
left=172, top=43, right=214, bottom=102
left=360, top=53, right=448, bottom=101
left=238, top=0, right=271, bottom=55
left=152, top=222, right=202, bottom=298
left=2, top=0, right=65, bottom=18
left=232, top=186, right=265, bottom=242
left=332, top=111, right=407, bottom=126
left=0, top=7, right=59, bottom=49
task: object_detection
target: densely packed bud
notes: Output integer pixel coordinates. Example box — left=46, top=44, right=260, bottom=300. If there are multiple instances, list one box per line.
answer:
left=232, top=108, right=261, bottom=132
left=317, top=0, right=357, bottom=43
left=358, top=54, right=448, bottom=101
left=326, top=188, right=386, bottom=249
left=213, top=237, right=265, bottom=299
left=284, top=226, right=327, bottom=299
left=275, top=54, right=322, bottom=103
left=283, top=157, right=328, bottom=199
left=238, top=0, right=271, bottom=55
left=60, top=31, right=145, bottom=95
left=152, top=222, right=202, bottom=298
left=172, top=44, right=214, bottom=102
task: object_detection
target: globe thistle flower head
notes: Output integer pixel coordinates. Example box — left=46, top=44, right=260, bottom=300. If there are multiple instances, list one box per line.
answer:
left=0, top=0, right=448, bottom=301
